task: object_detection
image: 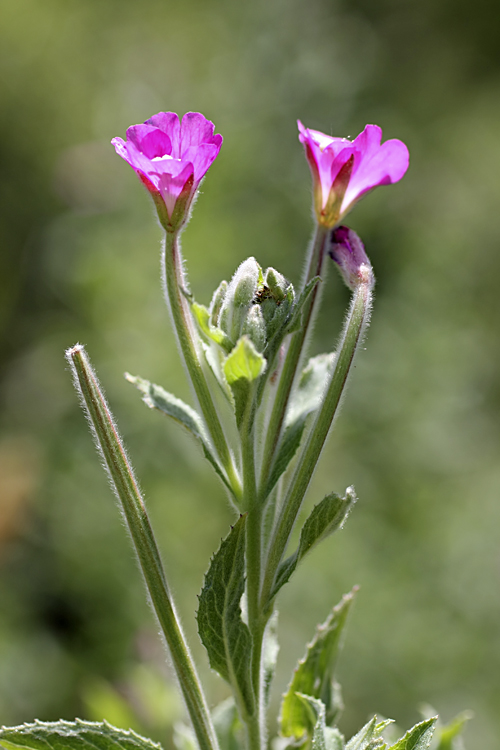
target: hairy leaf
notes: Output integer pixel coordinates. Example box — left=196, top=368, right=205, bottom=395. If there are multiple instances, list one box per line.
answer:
left=265, top=417, right=308, bottom=497
left=346, top=717, right=391, bottom=750
left=223, top=337, right=266, bottom=428
left=0, top=720, right=162, bottom=750
left=435, top=712, right=472, bottom=750
left=263, top=611, right=280, bottom=705
left=125, top=374, right=233, bottom=494
left=286, top=276, right=322, bottom=334
left=197, top=516, right=254, bottom=717
left=388, top=719, right=437, bottom=750
left=280, top=590, right=356, bottom=739
left=286, top=353, right=336, bottom=427
left=295, top=695, right=345, bottom=750
left=271, top=489, right=356, bottom=600
left=212, top=699, right=242, bottom=750
left=192, top=302, right=233, bottom=352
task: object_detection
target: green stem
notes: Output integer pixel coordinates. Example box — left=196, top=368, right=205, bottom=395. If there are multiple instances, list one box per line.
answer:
left=261, top=277, right=373, bottom=609
left=67, top=345, right=220, bottom=750
left=240, top=390, right=267, bottom=750
left=162, top=230, right=242, bottom=501
left=260, top=224, right=329, bottom=493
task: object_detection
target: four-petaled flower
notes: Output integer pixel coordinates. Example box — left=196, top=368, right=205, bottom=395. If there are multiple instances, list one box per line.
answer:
left=112, top=112, right=222, bottom=229
left=298, top=122, right=409, bottom=228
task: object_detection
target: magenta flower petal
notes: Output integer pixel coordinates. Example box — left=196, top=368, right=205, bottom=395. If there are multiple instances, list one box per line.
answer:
left=298, top=120, right=409, bottom=226
left=112, top=111, right=222, bottom=228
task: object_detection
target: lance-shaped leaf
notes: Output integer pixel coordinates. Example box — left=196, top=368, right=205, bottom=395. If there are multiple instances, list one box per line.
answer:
left=286, top=276, right=322, bottom=334
left=296, top=695, right=345, bottom=750
left=0, top=720, right=162, bottom=750
left=125, top=374, right=233, bottom=495
left=280, top=590, right=356, bottom=740
left=223, top=336, right=266, bottom=428
left=197, top=516, right=255, bottom=718
left=265, top=354, right=336, bottom=497
left=435, top=711, right=472, bottom=750
left=212, top=699, right=243, bottom=750
left=345, top=717, right=393, bottom=750
left=388, top=719, right=437, bottom=750
left=270, top=489, right=356, bottom=600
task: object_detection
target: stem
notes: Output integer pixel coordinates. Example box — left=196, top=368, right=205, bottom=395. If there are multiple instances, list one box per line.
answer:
left=260, top=224, right=329, bottom=492
left=67, top=345, right=220, bottom=750
left=261, top=277, right=373, bottom=608
left=240, top=389, right=267, bottom=750
left=162, top=230, right=242, bottom=500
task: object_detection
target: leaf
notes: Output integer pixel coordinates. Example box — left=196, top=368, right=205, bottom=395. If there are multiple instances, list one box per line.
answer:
left=0, top=720, right=162, bottom=750
left=280, top=590, right=356, bottom=740
left=295, top=695, right=345, bottom=750
left=270, top=489, right=356, bottom=600
left=192, top=302, right=233, bottom=352
left=196, top=516, right=255, bottom=717
left=388, top=719, right=437, bottom=750
left=286, top=353, right=336, bottom=426
left=435, top=712, right=472, bottom=750
left=212, top=699, right=243, bottom=750
left=345, top=717, right=389, bottom=750
left=125, top=374, right=233, bottom=495
left=223, top=337, right=266, bottom=428
left=264, top=354, right=336, bottom=496
left=262, top=611, right=280, bottom=705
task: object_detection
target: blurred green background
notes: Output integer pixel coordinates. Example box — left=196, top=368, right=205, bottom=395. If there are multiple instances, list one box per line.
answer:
left=1, top=0, right=499, bottom=746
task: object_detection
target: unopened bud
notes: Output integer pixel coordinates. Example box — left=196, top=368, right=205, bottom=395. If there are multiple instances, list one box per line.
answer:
left=219, top=257, right=262, bottom=343
left=265, top=268, right=287, bottom=302
left=242, top=305, right=266, bottom=352
left=328, top=226, right=374, bottom=290
left=209, top=280, right=228, bottom=327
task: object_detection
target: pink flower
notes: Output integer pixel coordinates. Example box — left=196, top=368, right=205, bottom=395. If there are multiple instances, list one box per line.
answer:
left=298, top=122, right=409, bottom=227
left=112, top=112, right=222, bottom=229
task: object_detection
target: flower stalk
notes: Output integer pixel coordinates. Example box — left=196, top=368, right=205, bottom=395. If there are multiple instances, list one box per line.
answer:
left=66, top=345, right=220, bottom=750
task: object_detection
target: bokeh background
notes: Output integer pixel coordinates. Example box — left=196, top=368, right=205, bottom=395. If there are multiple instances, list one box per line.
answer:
left=1, top=0, right=499, bottom=746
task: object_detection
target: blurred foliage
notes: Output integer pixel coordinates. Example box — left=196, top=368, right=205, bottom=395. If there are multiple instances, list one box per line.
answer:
left=1, top=0, right=500, bottom=747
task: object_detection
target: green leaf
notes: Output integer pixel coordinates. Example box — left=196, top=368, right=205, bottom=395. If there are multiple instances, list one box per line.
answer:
left=192, top=302, right=233, bottom=352
left=125, top=374, right=233, bottom=495
left=388, top=719, right=437, bottom=750
left=345, top=717, right=389, bottom=750
left=271, top=489, right=356, bottom=600
left=287, top=353, right=336, bottom=426
left=223, top=336, right=266, bottom=428
left=265, top=417, right=308, bottom=497
left=196, top=516, right=255, bottom=718
left=435, top=712, right=472, bottom=750
left=212, top=699, right=243, bottom=750
left=280, top=590, right=356, bottom=740
left=295, top=695, right=345, bottom=750
left=263, top=611, right=280, bottom=705
left=0, top=720, right=163, bottom=750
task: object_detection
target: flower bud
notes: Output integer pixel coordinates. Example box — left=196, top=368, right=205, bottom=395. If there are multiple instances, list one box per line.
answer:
left=328, top=226, right=374, bottom=290
left=265, top=267, right=287, bottom=302
left=209, top=280, right=228, bottom=327
left=219, top=258, right=261, bottom=343
left=242, top=305, right=267, bottom=352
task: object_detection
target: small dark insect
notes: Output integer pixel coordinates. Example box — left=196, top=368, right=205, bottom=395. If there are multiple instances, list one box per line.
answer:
left=253, top=285, right=281, bottom=305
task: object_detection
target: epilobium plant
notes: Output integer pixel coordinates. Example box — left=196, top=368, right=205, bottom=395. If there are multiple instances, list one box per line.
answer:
left=0, top=113, right=470, bottom=750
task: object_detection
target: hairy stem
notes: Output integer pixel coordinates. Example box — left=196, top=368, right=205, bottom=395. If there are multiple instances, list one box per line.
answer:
left=261, top=277, right=373, bottom=608
left=67, top=345, right=220, bottom=750
left=260, top=224, right=329, bottom=492
left=162, top=230, right=242, bottom=500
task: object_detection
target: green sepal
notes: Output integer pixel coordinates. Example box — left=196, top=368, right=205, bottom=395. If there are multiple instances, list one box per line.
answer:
left=286, top=276, right=322, bottom=334
left=223, top=336, right=266, bottom=428
left=270, top=489, right=356, bottom=600
left=0, top=720, right=162, bottom=750
left=192, top=302, right=233, bottom=352
left=280, top=590, right=356, bottom=740
left=196, top=516, right=255, bottom=718
left=125, top=374, right=234, bottom=496
left=345, top=717, right=392, bottom=750
left=388, top=719, right=437, bottom=750
left=295, top=695, right=345, bottom=750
